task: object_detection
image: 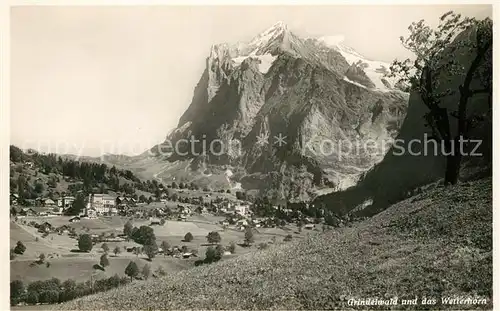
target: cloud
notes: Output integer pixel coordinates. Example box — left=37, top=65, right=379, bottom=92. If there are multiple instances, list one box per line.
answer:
left=317, top=35, right=346, bottom=47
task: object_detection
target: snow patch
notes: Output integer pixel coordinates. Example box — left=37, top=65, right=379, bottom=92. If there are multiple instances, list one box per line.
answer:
left=174, top=121, right=192, bottom=134
left=256, top=54, right=277, bottom=73
left=343, top=76, right=368, bottom=89
left=318, top=36, right=398, bottom=92
left=231, top=53, right=277, bottom=74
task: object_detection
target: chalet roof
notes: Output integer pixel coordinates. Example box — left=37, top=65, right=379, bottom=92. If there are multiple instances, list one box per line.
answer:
left=93, top=194, right=116, bottom=200
left=27, top=206, right=49, bottom=214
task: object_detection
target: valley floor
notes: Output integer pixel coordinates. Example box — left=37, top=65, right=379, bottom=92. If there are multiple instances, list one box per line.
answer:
left=57, top=177, right=492, bottom=310
left=11, top=213, right=311, bottom=288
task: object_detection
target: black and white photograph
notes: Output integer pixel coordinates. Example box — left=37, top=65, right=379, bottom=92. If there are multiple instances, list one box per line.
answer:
left=5, top=2, right=495, bottom=310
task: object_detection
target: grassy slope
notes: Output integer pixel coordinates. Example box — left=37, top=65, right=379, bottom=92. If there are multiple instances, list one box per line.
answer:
left=59, top=177, right=492, bottom=310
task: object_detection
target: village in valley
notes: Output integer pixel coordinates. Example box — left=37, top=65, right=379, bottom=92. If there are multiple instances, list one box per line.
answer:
left=9, top=148, right=326, bottom=308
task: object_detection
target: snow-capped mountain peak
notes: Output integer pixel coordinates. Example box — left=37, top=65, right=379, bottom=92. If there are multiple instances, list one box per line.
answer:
left=251, top=21, right=288, bottom=42
left=210, top=23, right=403, bottom=92
left=316, top=35, right=399, bottom=92
left=317, top=35, right=366, bottom=59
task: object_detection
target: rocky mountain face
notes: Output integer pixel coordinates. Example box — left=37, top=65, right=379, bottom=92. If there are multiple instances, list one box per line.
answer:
left=149, top=22, right=409, bottom=200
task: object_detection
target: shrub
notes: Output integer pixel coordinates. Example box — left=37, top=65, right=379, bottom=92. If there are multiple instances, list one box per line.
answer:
left=155, top=266, right=167, bottom=277
left=100, top=254, right=109, bottom=268
left=113, top=246, right=121, bottom=256
left=26, top=291, right=39, bottom=305
left=60, top=279, right=77, bottom=302
left=119, top=276, right=130, bottom=286
left=228, top=242, right=236, bottom=254
left=161, top=241, right=170, bottom=254
left=107, top=274, right=121, bottom=288
left=75, top=282, right=91, bottom=297
left=284, top=234, right=293, bottom=242
left=125, top=261, right=139, bottom=281
left=258, top=242, right=268, bottom=250
left=244, top=227, right=254, bottom=245
left=41, top=290, right=59, bottom=304
left=160, top=218, right=166, bottom=226
left=144, top=243, right=157, bottom=260
left=206, top=231, right=221, bottom=244
left=14, top=241, right=26, bottom=255
left=27, top=278, right=61, bottom=294
left=78, top=234, right=93, bottom=252
left=184, top=232, right=194, bottom=242
left=38, top=253, right=46, bottom=263
left=10, top=280, right=24, bottom=306
left=132, top=226, right=156, bottom=245
left=215, top=244, right=224, bottom=260
left=142, top=264, right=151, bottom=280
left=123, top=220, right=133, bottom=237
left=205, top=246, right=217, bottom=263
left=101, top=243, right=109, bottom=253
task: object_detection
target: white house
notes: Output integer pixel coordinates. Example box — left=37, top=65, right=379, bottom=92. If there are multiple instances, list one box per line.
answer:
left=150, top=217, right=161, bottom=225
left=44, top=198, right=56, bottom=207
left=69, top=216, right=80, bottom=223
left=51, top=206, right=64, bottom=215
left=234, top=204, right=250, bottom=216
left=90, top=194, right=116, bottom=214
left=63, top=196, right=75, bottom=208
left=236, top=219, right=248, bottom=226
left=87, top=208, right=98, bottom=219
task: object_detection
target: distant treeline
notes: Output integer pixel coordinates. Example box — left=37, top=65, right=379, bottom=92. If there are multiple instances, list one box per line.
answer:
left=10, top=275, right=130, bottom=306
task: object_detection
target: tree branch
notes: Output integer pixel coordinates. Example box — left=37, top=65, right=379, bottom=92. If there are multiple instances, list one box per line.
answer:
left=470, top=88, right=490, bottom=95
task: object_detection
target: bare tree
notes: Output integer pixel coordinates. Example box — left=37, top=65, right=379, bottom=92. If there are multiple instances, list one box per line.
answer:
left=388, top=12, right=492, bottom=185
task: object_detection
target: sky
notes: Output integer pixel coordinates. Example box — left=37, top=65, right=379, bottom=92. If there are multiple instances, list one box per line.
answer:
left=10, top=5, right=492, bottom=157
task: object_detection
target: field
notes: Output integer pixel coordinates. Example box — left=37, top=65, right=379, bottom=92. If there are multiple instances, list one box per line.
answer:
left=58, top=177, right=492, bottom=310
